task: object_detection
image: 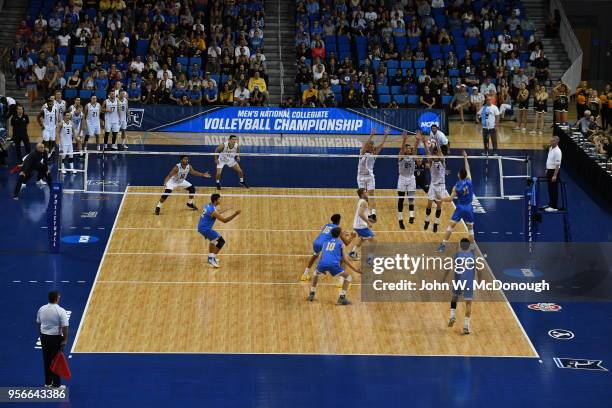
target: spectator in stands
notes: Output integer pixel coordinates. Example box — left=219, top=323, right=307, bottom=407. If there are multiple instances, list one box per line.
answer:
left=451, top=85, right=470, bottom=123
left=127, top=81, right=141, bottom=102
left=302, top=82, right=318, bottom=107
left=318, top=82, right=335, bottom=107
left=204, top=80, right=219, bottom=105
left=420, top=86, right=436, bottom=109
left=219, top=83, right=233, bottom=105
left=470, top=87, right=485, bottom=121
left=66, top=70, right=82, bottom=90
left=234, top=83, right=250, bottom=106
left=15, top=54, right=33, bottom=90
left=533, top=54, right=550, bottom=85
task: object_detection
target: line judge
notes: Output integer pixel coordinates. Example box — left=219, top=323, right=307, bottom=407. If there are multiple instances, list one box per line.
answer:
left=36, top=291, right=69, bottom=388
left=544, top=136, right=562, bottom=212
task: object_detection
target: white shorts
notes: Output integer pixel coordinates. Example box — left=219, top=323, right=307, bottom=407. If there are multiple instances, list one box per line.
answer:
left=86, top=121, right=100, bottom=136
left=60, top=143, right=73, bottom=155
left=165, top=179, right=192, bottom=190
left=357, top=174, right=375, bottom=190
left=42, top=128, right=56, bottom=142
left=397, top=176, right=416, bottom=194
left=217, top=159, right=238, bottom=170
left=428, top=184, right=449, bottom=201
left=119, top=117, right=127, bottom=130
left=105, top=121, right=120, bottom=133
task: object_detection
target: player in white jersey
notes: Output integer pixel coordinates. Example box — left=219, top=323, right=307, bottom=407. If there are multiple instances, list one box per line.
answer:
left=37, top=98, right=58, bottom=156
left=53, top=90, right=67, bottom=124
left=83, top=95, right=101, bottom=151
left=215, top=134, right=248, bottom=189
left=102, top=92, right=120, bottom=150
left=397, top=131, right=417, bottom=229
left=117, top=91, right=129, bottom=149
left=155, top=155, right=212, bottom=215
left=68, top=97, right=82, bottom=114
left=348, top=188, right=377, bottom=260
left=424, top=142, right=448, bottom=233
left=71, top=105, right=85, bottom=155
left=58, top=112, right=77, bottom=174
left=356, top=128, right=388, bottom=221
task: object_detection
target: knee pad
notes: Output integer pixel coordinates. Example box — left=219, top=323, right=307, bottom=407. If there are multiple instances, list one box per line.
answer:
left=215, top=236, right=226, bottom=249
left=435, top=209, right=442, bottom=218
left=446, top=225, right=453, bottom=232
left=425, top=208, right=431, bottom=215
left=345, top=274, right=353, bottom=282
left=187, top=186, right=196, bottom=194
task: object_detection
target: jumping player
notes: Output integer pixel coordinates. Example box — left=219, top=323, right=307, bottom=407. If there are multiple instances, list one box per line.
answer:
left=446, top=238, right=477, bottom=334
left=415, top=154, right=429, bottom=193
left=215, top=135, right=248, bottom=189
left=59, top=112, right=77, bottom=175
left=102, top=92, right=120, bottom=150
left=437, top=151, right=475, bottom=253
left=155, top=155, right=212, bottom=215
left=300, top=214, right=356, bottom=281
left=38, top=98, right=58, bottom=157
left=198, top=193, right=241, bottom=268
left=397, top=131, right=417, bottom=229
left=348, top=188, right=376, bottom=260
left=83, top=95, right=102, bottom=151
left=356, top=128, right=388, bottom=221
left=424, top=142, right=448, bottom=233
left=307, top=227, right=361, bottom=305
left=117, top=90, right=129, bottom=149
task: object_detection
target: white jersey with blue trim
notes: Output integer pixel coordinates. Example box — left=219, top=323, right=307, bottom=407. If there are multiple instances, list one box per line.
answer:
left=117, top=98, right=128, bottom=121
left=430, top=160, right=446, bottom=187
left=86, top=102, right=101, bottom=123
left=59, top=120, right=74, bottom=145
left=357, top=152, right=376, bottom=176
left=105, top=98, right=119, bottom=123
left=352, top=198, right=370, bottom=229
left=171, top=163, right=190, bottom=184
left=42, top=108, right=57, bottom=130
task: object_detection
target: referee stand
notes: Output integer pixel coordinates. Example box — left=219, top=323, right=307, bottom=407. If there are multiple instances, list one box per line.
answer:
left=524, top=176, right=572, bottom=243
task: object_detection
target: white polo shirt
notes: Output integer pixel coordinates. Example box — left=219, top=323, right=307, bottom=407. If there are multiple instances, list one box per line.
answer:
left=546, top=145, right=562, bottom=170
left=431, top=130, right=448, bottom=146
left=36, top=303, right=69, bottom=335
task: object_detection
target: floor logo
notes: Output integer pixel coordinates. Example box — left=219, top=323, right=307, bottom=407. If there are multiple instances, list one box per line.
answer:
left=418, top=111, right=441, bottom=133
left=553, top=358, right=607, bottom=371
left=81, top=211, right=98, bottom=218
left=61, top=235, right=100, bottom=244
left=528, top=303, right=562, bottom=312
left=127, top=108, right=145, bottom=128
left=548, top=329, right=574, bottom=340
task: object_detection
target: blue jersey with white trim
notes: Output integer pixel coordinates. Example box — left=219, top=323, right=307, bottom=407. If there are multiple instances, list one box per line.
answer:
left=314, top=223, right=338, bottom=245
left=198, top=203, right=217, bottom=230
left=319, top=238, right=343, bottom=267
left=454, top=179, right=473, bottom=206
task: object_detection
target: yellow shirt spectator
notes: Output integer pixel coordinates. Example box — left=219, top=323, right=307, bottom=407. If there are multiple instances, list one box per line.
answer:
left=110, top=0, right=126, bottom=11
left=99, top=0, right=111, bottom=10
left=191, top=37, right=206, bottom=52
left=247, top=75, right=267, bottom=93
left=302, top=86, right=318, bottom=104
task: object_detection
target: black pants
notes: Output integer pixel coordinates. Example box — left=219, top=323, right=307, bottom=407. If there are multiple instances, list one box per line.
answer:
left=40, top=333, right=63, bottom=386
left=482, top=128, right=498, bottom=152
left=13, top=134, right=31, bottom=163
left=13, top=167, right=51, bottom=198
left=546, top=169, right=559, bottom=209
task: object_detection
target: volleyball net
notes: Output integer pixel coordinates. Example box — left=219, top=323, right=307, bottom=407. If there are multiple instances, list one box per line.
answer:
left=55, top=149, right=531, bottom=200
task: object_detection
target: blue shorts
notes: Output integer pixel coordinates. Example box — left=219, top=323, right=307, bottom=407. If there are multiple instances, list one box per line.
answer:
left=312, top=239, right=325, bottom=255
left=452, top=270, right=474, bottom=300
left=451, top=204, right=474, bottom=224
left=198, top=228, right=220, bottom=242
left=355, top=228, right=374, bottom=238
left=316, top=263, right=344, bottom=277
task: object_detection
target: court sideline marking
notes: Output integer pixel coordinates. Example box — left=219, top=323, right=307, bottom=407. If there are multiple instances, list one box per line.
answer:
left=70, top=185, right=130, bottom=355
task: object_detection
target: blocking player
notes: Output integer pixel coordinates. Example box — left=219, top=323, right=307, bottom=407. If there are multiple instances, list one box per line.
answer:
left=397, top=131, right=417, bottom=229
left=423, top=142, right=448, bottom=233
left=348, top=188, right=376, bottom=261
left=307, top=227, right=361, bottom=305
left=155, top=155, right=212, bottom=215
left=198, top=193, right=241, bottom=268
left=437, top=151, right=475, bottom=253
left=301, top=214, right=356, bottom=281
left=215, top=134, right=248, bottom=189
left=356, top=127, right=388, bottom=221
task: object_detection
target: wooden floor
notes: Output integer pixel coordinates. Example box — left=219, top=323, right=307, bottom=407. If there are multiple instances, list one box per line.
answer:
left=72, top=186, right=536, bottom=357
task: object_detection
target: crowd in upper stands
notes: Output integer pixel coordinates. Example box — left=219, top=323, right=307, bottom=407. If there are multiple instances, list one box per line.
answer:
left=292, top=0, right=553, bottom=120
left=12, top=0, right=269, bottom=109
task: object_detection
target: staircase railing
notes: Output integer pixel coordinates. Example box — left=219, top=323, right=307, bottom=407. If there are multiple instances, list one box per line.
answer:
left=277, top=0, right=285, bottom=103
left=549, top=0, right=582, bottom=95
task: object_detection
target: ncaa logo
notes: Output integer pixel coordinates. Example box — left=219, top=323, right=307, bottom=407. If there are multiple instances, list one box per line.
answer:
left=527, top=303, right=562, bottom=312
left=418, top=111, right=440, bottom=133
left=127, top=108, right=145, bottom=128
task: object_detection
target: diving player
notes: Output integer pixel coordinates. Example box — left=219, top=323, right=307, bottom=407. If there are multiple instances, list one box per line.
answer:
left=307, top=227, right=361, bottom=305
left=397, top=131, right=417, bottom=229
left=198, top=193, right=241, bottom=268
left=348, top=188, right=376, bottom=260
left=300, top=214, right=357, bottom=281
left=215, top=134, right=248, bottom=189
left=423, top=142, right=448, bottom=233
left=437, top=151, right=475, bottom=253
left=356, top=128, right=388, bottom=221
left=155, top=155, right=212, bottom=215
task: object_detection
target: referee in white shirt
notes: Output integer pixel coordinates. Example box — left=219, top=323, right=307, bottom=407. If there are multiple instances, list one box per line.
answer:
left=36, top=291, right=69, bottom=388
left=545, top=136, right=562, bottom=211
left=478, top=96, right=500, bottom=155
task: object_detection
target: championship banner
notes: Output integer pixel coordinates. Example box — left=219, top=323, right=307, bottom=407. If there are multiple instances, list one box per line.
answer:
left=47, top=182, right=62, bottom=253
left=126, top=105, right=448, bottom=135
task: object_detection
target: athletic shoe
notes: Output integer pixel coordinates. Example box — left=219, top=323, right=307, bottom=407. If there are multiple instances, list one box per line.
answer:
left=513, top=127, right=521, bottom=131
left=216, top=183, right=221, bottom=190
left=336, top=280, right=352, bottom=290
left=155, top=207, right=160, bottom=215
left=97, top=145, right=101, bottom=151
left=521, top=128, right=527, bottom=132
left=399, top=220, right=405, bottom=230
left=336, top=296, right=351, bottom=306
left=463, top=327, right=471, bottom=335
left=409, top=217, right=414, bottom=224
left=423, top=221, right=430, bottom=230
left=37, top=179, right=47, bottom=186
left=123, top=144, right=129, bottom=150
left=448, top=317, right=456, bottom=327
left=61, top=167, right=66, bottom=175
left=436, top=243, right=446, bottom=253
left=538, top=131, right=543, bottom=135
left=433, top=224, right=438, bottom=233
left=529, top=130, right=536, bottom=134
left=208, top=257, right=220, bottom=268
left=307, top=292, right=315, bottom=302
left=300, top=271, right=310, bottom=281
left=111, top=144, right=118, bottom=150
left=186, top=203, right=198, bottom=211
left=544, top=207, right=558, bottom=212
left=240, top=181, right=249, bottom=188
left=369, top=213, right=377, bottom=222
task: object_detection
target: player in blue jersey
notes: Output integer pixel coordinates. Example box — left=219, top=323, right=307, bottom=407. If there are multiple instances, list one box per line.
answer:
left=436, top=151, right=474, bottom=253
left=444, top=238, right=479, bottom=334
left=197, top=193, right=241, bottom=268
left=307, top=227, right=361, bottom=305
left=300, top=214, right=356, bottom=281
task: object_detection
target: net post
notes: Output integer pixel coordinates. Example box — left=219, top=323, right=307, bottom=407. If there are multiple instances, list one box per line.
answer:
left=497, top=155, right=505, bottom=198
left=84, top=151, right=89, bottom=191
left=47, top=182, right=62, bottom=253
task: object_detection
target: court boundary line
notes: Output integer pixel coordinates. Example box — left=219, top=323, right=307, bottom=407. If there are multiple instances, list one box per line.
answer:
left=113, top=227, right=472, bottom=234
left=70, top=185, right=130, bottom=354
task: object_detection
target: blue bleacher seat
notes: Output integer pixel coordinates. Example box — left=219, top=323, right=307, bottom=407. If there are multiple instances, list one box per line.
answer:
left=429, top=44, right=441, bottom=54
left=387, top=68, right=397, bottom=77
left=57, top=46, right=69, bottom=56
left=387, top=60, right=399, bottom=69
left=177, top=57, right=189, bottom=67
left=378, top=94, right=391, bottom=105
left=331, top=84, right=341, bottom=93
left=400, top=60, right=412, bottom=69
left=393, top=94, right=406, bottom=104
left=449, top=69, right=460, bottom=77
left=391, top=86, right=402, bottom=95
left=79, top=89, right=92, bottom=100
left=95, top=90, right=107, bottom=100
left=377, top=85, right=389, bottom=95
left=372, top=59, right=381, bottom=70
left=73, top=55, right=85, bottom=64
left=407, top=95, right=419, bottom=105
left=441, top=95, right=453, bottom=106
left=71, top=63, right=83, bottom=71
left=189, top=57, right=202, bottom=67
left=74, top=47, right=87, bottom=55
left=64, top=89, right=77, bottom=99
left=414, top=60, right=426, bottom=69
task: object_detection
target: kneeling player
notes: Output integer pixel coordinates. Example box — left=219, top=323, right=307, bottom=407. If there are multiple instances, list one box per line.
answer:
left=198, top=193, right=241, bottom=268
left=307, top=227, right=361, bottom=305
left=155, top=155, right=211, bottom=215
